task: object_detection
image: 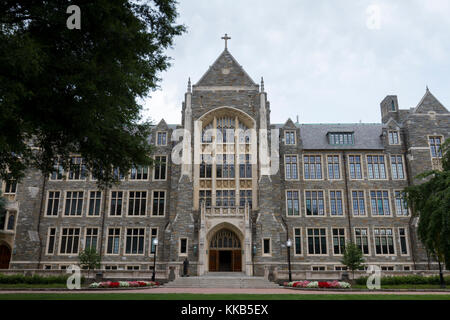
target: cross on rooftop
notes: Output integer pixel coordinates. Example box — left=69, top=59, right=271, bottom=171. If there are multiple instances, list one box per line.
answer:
left=221, top=33, right=231, bottom=49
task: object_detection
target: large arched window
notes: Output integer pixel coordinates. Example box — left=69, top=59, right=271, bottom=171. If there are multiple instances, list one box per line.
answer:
left=210, top=229, right=241, bottom=249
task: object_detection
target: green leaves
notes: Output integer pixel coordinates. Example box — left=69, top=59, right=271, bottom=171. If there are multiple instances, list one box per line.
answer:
left=341, top=241, right=365, bottom=272
left=78, top=247, right=101, bottom=271
left=0, top=1, right=185, bottom=186
left=405, top=138, right=450, bottom=270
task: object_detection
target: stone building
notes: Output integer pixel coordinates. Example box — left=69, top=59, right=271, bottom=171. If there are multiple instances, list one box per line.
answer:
left=1, top=37, right=449, bottom=275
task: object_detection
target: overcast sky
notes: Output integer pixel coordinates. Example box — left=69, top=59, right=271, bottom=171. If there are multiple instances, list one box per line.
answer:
left=141, top=0, right=450, bottom=125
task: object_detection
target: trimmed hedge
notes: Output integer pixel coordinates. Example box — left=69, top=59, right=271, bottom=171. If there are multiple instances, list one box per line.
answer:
left=0, top=274, right=85, bottom=284
left=355, top=275, right=450, bottom=286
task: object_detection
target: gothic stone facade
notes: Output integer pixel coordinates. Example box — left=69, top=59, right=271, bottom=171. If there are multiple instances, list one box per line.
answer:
left=1, top=47, right=449, bottom=275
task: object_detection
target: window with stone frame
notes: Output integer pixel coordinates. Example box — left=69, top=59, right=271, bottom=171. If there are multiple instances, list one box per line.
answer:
left=329, top=190, right=344, bottom=216
left=216, top=154, right=235, bottom=178
left=285, top=155, right=298, bottom=180
left=130, top=165, right=149, bottom=180
left=429, top=136, right=443, bottom=158
left=388, top=131, right=400, bottom=145
left=307, top=228, right=327, bottom=255
left=398, top=228, right=409, bottom=255
left=286, top=190, right=300, bottom=216
left=127, top=265, right=140, bottom=270
left=332, top=228, right=346, bottom=255
left=85, top=228, right=98, bottom=250
left=59, top=228, right=80, bottom=254
left=106, top=228, right=121, bottom=254
left=351, top=191, right=366, bottom=216
left=200, top=154, right=212, bottom=178
left=374, top=228, right=395, bottom=255
left=2, top=211, right=15, bottom=231
left=46, top=228, right=57, bottom=254
left=304, top=155, right=322, bottom=179
left=112, top=167, right=125, bottom=180
left=285, top=130, right=296, bottom=145
left=348, top=155, right=363, bottom=179
left=370, top=190, right=391, bottom=216
left=152, top=191, right=165, bottom=216
left=394, top=191, right=409, bottom=216
left=239, top=154, right=252, bottom=178
left=216, top=190, right=235, bottom=207
left=327, top=155, right=340, bottom=180
left=50, top=159, right=64, bottom=180
left=110, top=191, right=123, bottom=216
left=3, top=179, right=17, bottom=194
left=68, top=157, right=86, bottom=180
left=153, top=156, right=167, bottom=180
left=367, top=155, right=387, bottom=179
left=294, top=228, right=302, bottom=255
left=305, top=190, right=325, bottom=216
left=125, top=228, right=145, bottom=255
left=46, top=191, right=60, bottom=216
left=157, top=131, right=167, bottom=146
left=239, top=190, right=252, bottom=208
left=199, top=190, right=212, bottom=207
left=312, top=266, right=326, bottom=271
left=179, top=238, right=188, bottom=255
left=128, top=191, right=147, bottom=216
left=88, top=191, right=102, bottom=216
left=263, top=238, right=271, bottom=255
left=64, top=191, right=84, bottom=216
left=391, top=155, right=405, bottom=180
left=354, top=228, right=369, bottom=255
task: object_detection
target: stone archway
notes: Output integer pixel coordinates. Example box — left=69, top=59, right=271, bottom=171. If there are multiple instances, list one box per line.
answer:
left=208, top=228, right=243, bottom=272
left=0, top=243, right=11, bottom=269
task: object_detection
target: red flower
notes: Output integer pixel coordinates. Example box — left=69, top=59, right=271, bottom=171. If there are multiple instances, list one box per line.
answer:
left=109, top=282, right=120, bottom=288
left=137, top=281, right=147, bottom=287
left=292, top=282, right=301, bottom=287
left=318, top=282, right=331, bottom=288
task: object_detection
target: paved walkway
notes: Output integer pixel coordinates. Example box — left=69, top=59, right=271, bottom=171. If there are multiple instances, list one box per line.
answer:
left=1, top=287, right=449, bottom=295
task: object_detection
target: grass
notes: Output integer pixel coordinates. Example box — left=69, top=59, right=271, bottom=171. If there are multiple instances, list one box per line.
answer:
left=0, top=293, right=449, bottom=300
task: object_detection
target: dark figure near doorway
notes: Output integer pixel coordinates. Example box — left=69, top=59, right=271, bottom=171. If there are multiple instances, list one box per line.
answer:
left=183, top=257, right=189, bottom=277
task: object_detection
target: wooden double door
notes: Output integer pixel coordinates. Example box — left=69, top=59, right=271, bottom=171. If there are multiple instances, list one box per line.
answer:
left=209, top=250, right=242, bottom=272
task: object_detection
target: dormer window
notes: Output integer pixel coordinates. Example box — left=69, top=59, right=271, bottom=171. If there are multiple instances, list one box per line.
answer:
left=157, top=131, right=167, bottom=146
left=328, top=132, right=354, bottom=145
left=388, top=131, right=400, bottom=145
left=285, top=130, right=296, bottom=145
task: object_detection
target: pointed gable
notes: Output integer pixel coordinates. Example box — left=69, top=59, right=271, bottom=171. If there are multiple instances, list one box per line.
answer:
left=194, top=49, right=257, bottom=88
left=413, top=89, right=448, bottom=114
left=283, top=118, right=297, bottom=129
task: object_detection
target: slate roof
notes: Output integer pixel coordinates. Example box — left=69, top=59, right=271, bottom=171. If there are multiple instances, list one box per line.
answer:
left=275, top=123, right=384, bottom=150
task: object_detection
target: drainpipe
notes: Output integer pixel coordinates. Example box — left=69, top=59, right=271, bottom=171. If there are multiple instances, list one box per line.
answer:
left=342, top=151, right=353, bottom=243
left=36, top=175, right=48, bottom=269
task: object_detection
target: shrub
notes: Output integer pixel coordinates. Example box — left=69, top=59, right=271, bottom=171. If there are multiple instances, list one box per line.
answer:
left=355, top=275, right=450, bottom=286
left=0, top=273, right=85, bottom=284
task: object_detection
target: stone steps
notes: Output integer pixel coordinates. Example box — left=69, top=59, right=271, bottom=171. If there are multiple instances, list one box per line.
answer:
left=165, top=273, right=280, bottom=288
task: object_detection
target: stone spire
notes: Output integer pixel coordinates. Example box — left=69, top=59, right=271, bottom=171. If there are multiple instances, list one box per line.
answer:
left=187, top=77, right=191, bottom=93
left=260, top=77, right=265, bottom=92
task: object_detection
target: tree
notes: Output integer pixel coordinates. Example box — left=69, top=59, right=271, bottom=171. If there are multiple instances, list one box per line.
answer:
left=0, top=191, right=6, bottom=228
left=341, top=241, right=365, bottom=281
left=0, top=1, right=185, bottom=187
left=78, top=247, right=101, bottom=281
left=405, top=138, right=450, bottom=288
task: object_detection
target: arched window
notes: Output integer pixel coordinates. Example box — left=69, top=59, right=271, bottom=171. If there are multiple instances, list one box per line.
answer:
left=391, top=100, right=395, bottom=111
left=210, top=229, right=241, bottom=249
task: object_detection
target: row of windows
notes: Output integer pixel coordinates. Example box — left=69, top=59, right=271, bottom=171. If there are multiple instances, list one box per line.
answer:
left=199, top=189, right=252, bottom=208
left=284, top=154, right=406, bottom=180
left=199, top=154, right=252, bottom=179
left=46, top=227, right=190, bottom=257
left=50, top=156, right=167, bottom=181
left=45, top=190, right=166, bottom=217
left=261, top=227, right=409, bottom=257
left=285, top=189, right=409, bottom=217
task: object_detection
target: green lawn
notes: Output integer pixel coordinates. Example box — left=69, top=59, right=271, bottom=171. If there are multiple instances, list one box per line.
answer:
left=0, top=293, right=449, bottom=300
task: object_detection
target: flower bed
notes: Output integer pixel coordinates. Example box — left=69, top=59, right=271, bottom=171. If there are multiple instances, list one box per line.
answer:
left=283, top=280, right=351, bottom=289
left=89, top=280, right=159, bottom=289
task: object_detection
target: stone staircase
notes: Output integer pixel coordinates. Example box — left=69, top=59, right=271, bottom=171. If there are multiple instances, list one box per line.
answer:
left=164, top=272, right=280, bottom=288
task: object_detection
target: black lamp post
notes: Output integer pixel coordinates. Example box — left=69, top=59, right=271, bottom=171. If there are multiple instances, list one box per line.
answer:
left=286, top=239, right=292, bottom=282
left=152, top=238, right=158, bottom=282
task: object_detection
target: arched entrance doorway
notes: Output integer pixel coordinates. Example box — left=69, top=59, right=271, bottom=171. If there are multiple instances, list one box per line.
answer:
left=209, top=229, right=242, bottom=272
left=0, top=244, right=11, bottom=269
